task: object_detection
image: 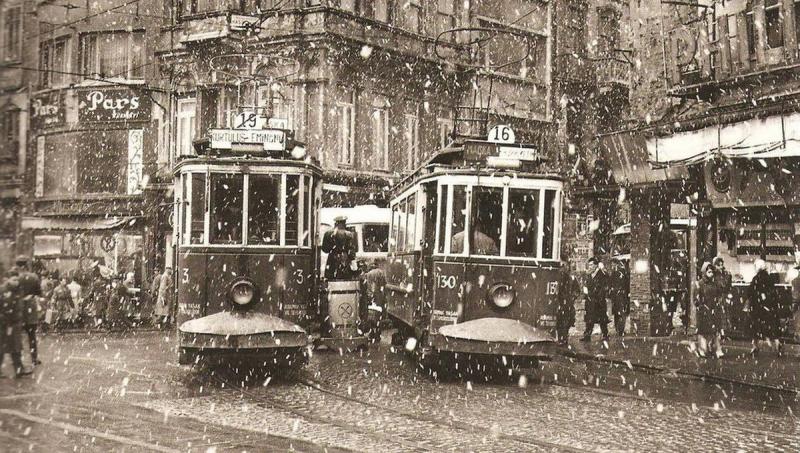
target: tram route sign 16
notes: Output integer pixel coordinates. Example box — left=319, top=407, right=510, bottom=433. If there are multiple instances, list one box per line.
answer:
left=210, top=128, right=286, bottom=151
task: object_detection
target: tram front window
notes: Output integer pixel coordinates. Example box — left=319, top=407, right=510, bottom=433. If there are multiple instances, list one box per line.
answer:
left=470, top=187, right=502, bottom=256
left=210, top=174, right=244, bottom=244
left=248, top=174, right=280, bottom=245
left=285, top=175, right=300, bottom=245
left=190, top=174, right=206, bottom=244
left=507, top=189, right=539, bottom=257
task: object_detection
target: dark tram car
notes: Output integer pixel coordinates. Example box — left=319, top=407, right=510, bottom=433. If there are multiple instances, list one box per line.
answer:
left=384, top=139, right=564, bottom=375
left=174, top=151, right=321, bottom=369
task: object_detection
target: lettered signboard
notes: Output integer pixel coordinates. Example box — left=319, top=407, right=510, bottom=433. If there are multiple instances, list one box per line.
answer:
left=78, top=88, right=152, bottom=123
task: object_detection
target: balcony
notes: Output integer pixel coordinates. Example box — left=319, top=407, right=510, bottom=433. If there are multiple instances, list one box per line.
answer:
left=595, top=55, right=631, bottom=88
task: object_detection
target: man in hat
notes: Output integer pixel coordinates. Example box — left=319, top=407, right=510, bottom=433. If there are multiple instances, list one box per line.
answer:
left=0, top=277, right=33, bottom=378
left=581, top=256, right=610, bottom=342
left=14, top=255, right=42, bottom=366
left=321, top=216, right=358, bottom=280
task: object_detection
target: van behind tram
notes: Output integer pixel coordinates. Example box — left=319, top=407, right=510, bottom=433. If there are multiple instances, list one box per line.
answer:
left=319, top=205, right=391, bottom=272
left=382, top=139, right=564, bottom=377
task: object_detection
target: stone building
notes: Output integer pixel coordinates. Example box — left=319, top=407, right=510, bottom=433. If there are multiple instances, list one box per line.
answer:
left=594, top=0, right=800, bottom=336
left=10, top=0, right=171, bottom=287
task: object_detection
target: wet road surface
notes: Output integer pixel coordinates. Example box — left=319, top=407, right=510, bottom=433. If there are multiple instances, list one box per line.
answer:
left=0, top=331, right=797, bottom=452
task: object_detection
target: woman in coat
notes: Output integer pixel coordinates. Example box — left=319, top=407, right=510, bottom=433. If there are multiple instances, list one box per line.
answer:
left=50, top=278, right=74, bottom=328
left=695, top=262, right=724, bottom=358
left=748, top=259, right=782, bottom=355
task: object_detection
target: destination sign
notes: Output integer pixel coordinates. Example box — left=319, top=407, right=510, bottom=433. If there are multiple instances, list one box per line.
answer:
left=498, top=146, right=538, bottom=161
left=210, top=128, right=286, bottom=151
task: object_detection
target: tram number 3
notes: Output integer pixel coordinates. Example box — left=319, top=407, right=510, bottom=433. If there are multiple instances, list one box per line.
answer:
left=545, top=281, right=558, bottom=295
left=181, top=268, right=189, bottom=284
left=293, top=269, right=304, bottom=285
left=438, top=275, right=457, bottom=289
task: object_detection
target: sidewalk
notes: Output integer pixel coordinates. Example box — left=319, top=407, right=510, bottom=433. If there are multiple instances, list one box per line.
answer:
left=562, top=334, right=800, bottom=394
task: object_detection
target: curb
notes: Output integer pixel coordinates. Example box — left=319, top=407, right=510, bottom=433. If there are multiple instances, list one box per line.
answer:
left=558, top=348, right=800, bottom=395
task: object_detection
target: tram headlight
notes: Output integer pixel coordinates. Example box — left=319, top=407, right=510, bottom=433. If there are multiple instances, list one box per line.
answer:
left=488, top=283, right=515, bottom=309
left=229, top=278, right=256, bottom=307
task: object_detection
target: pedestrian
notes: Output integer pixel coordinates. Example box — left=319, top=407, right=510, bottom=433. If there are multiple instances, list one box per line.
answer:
left=556, top=252, right=579, bottom=345
left=88, top=271, right=108, bottom=327
left=713, top=257, right=733, bottom=336
left=15, top=256, right=42, bottom=366
left=609, top=259, right=630, bottom=337
left=50, top=277, right=74, bottom=329
left=694, top=262, right=724, bottom=358
left=154, top=267, right=174, bottom=328
left=145, top=267, right=161, bottom=326
left=361, top=261, right=386, bottom=344
left=580, top=257, right=610, bottom=343
left=321, top=216, right=358, bottom=280
left=66, top=275, right=83, bottom=327
left=0, top=277, right=32, bottom=378
left=748, top=259, right=782, bottom=356
left=107, top=274, right=129, bottom=330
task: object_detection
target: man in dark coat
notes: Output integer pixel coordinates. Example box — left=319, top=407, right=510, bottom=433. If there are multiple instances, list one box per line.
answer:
left=0, top=278, right=32, bottom=378
left=609, top=259, right=630, bottom=337
left=556, top=252, right=579, bottom=345
left=321, top=216, right=358, bottom=280
left=15, top=256, right=42, bottom=366
left=581, top=257, right=610, bottom=342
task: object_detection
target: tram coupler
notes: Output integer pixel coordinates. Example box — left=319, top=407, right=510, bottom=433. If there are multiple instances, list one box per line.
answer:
left=314, top=280, right=370, bottom=353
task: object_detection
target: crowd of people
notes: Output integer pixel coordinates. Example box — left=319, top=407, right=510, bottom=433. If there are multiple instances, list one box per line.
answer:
left=556, top=252, right=800, bottom=356
left=0, top=256, right=175, bottom=378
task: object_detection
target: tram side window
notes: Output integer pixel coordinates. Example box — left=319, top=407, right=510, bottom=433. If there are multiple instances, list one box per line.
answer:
left=363, top=224, right=389, bottom=252
left=303, top=176, right=312, bottom=247
left=390, top=205, right=400, bottom=252
left=248, top=174, right=280, bottom=245
left=449, top=185, right=468, bottom=254
left=285, top=175, right=300, bottom=245
left=542, top=189, right=557, bottom=259
left=507, top=189, right=539, bottom=257
left=189, top=173, right=206, bottom=245
left=406, top=193, right=417, bottom=252
left=210, top=174, right=244, bottom=244
left=436, top=185, right=448, bottom=253
left=470, top=187, right=502, bottom=256
left=397, top=199, right=408, bottom=251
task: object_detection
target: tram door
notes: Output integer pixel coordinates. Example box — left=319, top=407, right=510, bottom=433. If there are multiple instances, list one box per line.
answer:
left=430, top=184, right=469, bottom=333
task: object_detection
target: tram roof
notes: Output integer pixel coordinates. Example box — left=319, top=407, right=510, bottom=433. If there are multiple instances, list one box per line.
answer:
left=173, top=155, right=322, bottom=174
left=394, top=139, right=563, bottom=192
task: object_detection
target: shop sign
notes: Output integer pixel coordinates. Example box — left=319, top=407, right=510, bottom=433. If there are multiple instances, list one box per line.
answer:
left=229, top=14, right=259, bottom=31
left=78, top=88, right=152, bottom=123
left=30, top=91, right=65, bottom=128
left=209, top=128, right=286, bottom=151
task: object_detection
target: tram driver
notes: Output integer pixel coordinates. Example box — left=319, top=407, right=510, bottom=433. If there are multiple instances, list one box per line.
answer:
left=451, top=221, right=499, bottom=255
left=321, top=216, right=358, bottom=280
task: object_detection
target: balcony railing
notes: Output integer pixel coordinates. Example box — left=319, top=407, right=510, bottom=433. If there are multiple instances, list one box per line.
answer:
left=595, top=56, right=631, bottom=87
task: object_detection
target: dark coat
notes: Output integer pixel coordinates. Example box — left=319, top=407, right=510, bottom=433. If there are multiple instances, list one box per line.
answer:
left=321, top=227, right=357, bottom=280
left=557, top=267, right=579, bottom=330
left=0, top=288, right=23, bottom=353
left=583, top=270, right=610, bottom=324
left=610, top=266, right=630, bottom=317
left=748, top=269, right=780, bottom=339
left=18, top=272, right=41, bottom=325
left=695, top=273, right=724, bottom=335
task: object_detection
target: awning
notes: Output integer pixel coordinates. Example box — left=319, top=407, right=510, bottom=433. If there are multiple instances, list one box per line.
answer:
left=649, top=112, right=800, bottom=166
left=21, top=216, right=140, bottom=231
left=599, top=131, right=690, bottom=185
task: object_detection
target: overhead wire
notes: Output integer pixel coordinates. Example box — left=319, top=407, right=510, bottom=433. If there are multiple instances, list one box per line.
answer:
left=24, top=0, right=143, bottom=42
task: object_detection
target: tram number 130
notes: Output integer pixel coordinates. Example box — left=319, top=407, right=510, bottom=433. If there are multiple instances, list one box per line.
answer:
left=438, top=275, right=457, bottom=289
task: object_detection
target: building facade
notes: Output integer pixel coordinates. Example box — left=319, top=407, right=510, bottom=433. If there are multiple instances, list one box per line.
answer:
left=596, top=0, right=800, bottom=336
left=13, top=0, right=171, bottom=287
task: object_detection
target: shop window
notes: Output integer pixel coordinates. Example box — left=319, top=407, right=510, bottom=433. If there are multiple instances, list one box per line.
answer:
left=2, top=6, right=22, bottom=62
left=209, top=173, right=244, bottom=244
left=470, top=187, right=502, bottom=256
left=405, top=113, right=419, bottom=170
left=78, top=130, right=126, bottom=194
left=449, top=185, right=468, bottom=254
left=34, top=235, right=63, bottom=257
left=176, top=98, right=197, bottom=157
left=39, top=36, right=69, bottom=88
left=336, top=94, right=355, bottom=167
left=248, top=174, right=280, bottom=245
left=765, top=0, right=783, bottom=49
left=80, top=31, right=145, bottom=80
left=372, top=107, right=389, bottom=170
left=507, top=189, right=539, bottom=257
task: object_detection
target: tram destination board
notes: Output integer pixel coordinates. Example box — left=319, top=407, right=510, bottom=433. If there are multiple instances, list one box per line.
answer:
left=210, top=128, right=286, bottom=151
left=463, top=140, right=539, bottom=162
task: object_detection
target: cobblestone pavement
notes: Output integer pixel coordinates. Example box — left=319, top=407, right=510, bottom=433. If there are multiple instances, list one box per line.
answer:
left=1, top=331, right=798, bottom=452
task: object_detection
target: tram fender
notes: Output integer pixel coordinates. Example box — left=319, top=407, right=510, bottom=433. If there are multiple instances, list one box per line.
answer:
left=179, top=311, right=306, bottom=336
left=437, top=317, right=554, bottom=343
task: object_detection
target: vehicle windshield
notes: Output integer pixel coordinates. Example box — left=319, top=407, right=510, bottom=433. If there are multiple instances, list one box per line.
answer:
left=363, top=224, right=389, bottom=252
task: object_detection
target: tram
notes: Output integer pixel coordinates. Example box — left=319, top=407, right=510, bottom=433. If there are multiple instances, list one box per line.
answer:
left=383, top=137, right=564, bottom=375
left=174, top=129, right=322, bottom=369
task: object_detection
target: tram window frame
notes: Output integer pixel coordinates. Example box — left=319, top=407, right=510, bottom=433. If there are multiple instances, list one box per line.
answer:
left=405, top=193, right=417, bottom=252
left=285, top=175, right=300, bottom=246
left=247, top=174, right=281, bottom=246
left=448, top=185, right=469, bottom=255
left=435, top=183, right=449, bottom=254
left=209, top=173, right=245, bottom=245
left=542, top=189, right=557, bottom=259
left=506, top=188, right=540, bottom=258
left=182, top=172, right=207, bottom=246
left=469, top=186, right=503, bottom=256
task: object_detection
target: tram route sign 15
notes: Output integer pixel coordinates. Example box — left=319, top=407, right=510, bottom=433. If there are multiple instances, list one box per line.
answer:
left=209, top=128, right=286, bottom=151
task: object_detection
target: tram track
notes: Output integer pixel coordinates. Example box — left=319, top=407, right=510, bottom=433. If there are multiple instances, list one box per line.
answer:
left=212, top=372, right=590, bottom=452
